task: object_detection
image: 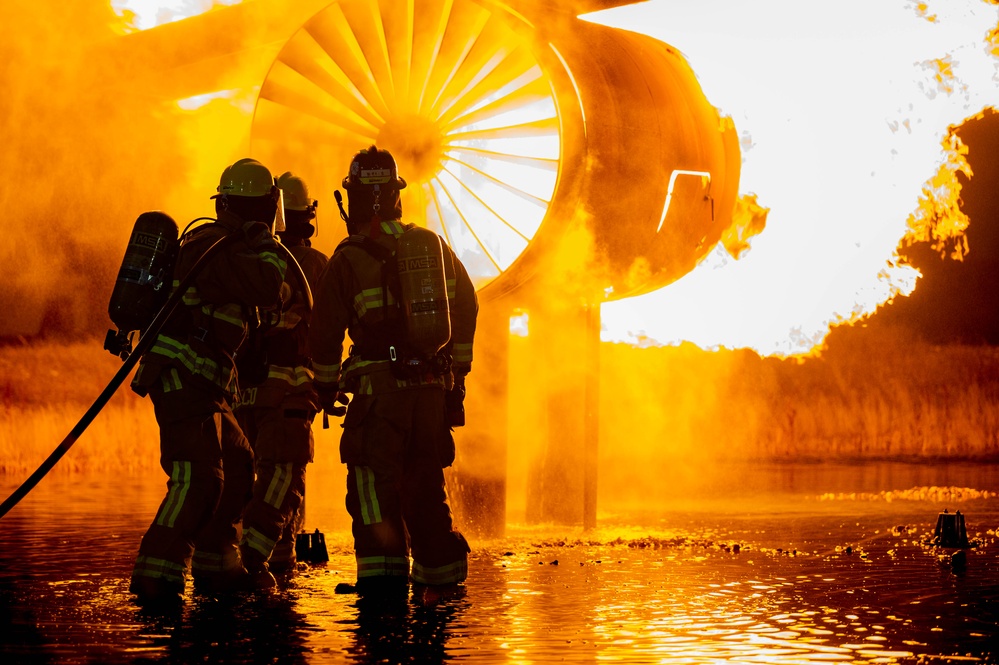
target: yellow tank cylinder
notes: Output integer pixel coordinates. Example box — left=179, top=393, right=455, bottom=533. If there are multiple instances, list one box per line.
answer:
left=396, top=226, right=451, bottom=357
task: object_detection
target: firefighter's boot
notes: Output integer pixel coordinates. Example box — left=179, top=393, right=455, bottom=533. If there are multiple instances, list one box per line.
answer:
left=240, top=545, right=277, bottom=589
left=268, top=534, right=297, bottom=575
left=129, top=575, right=185, bottom=608
left=191, top=545, right=254, bottom=594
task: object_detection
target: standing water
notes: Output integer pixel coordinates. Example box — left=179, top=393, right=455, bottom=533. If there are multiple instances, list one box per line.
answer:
left=1, top=462, right=997, bottom=663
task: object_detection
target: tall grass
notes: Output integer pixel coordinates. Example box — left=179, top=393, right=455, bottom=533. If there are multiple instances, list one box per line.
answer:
left=0, top=339, right=344, bottom=479
left=1, top=339, right=159, bottom=475
left=596, top=325, right=999, bottom=467
left=5, top=330, right=999, bottom=483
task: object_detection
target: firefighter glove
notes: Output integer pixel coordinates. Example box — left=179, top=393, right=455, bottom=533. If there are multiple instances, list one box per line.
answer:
left=320, top=390, right=350, bottom=418
left=446, top=380, right=466, bottom=428
left=241, top=221, right=276, bottom=249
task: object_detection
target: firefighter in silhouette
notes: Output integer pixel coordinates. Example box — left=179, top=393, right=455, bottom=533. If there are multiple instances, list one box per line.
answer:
left=235, top=172, right=328, bottom=580
left=128, top=158, right=287, bottom=605
left=310, top=146, right=477, bottom=599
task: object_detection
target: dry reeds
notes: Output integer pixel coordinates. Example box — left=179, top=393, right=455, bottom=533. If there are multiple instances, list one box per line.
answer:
left=5, top=329, right=999, bottom=484
left=597, top=326, right=999, bottom=464
left=1, top=338, right=159, bottom=475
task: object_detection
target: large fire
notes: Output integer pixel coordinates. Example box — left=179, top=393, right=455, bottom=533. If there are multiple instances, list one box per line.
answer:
left=590, top=0, right=999, bottom=356
left=106, top=0, right=999, bottom=358
left=0, top=0, right=997, bottom=533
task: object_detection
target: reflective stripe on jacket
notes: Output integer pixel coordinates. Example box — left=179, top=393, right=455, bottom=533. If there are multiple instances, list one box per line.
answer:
left=238, top=242, right=328, bottom=409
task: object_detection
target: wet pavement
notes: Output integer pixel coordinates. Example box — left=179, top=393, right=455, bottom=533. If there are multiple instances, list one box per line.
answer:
left=1, top=463, right=998, bottom=664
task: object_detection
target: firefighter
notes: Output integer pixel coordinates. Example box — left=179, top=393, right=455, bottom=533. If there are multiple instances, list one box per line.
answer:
left=310, top=146, right=478, bottom=599
left=235, top=172, right=328, bottom=582
left=128, top=158, right=288, bottom=605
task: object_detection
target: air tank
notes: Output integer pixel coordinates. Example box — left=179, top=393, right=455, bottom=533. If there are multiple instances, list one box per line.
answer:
left=107, top=211, right=179, bottom=334
left=396, top=225, right=451, bottom=358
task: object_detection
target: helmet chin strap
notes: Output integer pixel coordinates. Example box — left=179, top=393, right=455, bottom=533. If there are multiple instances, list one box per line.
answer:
left=335, top=189, right=357, bottom=235
left=370, top=185, right=383, bottom=236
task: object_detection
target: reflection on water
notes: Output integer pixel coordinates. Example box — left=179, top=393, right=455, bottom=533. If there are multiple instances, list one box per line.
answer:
left=1, top=463, right=997, bottom=663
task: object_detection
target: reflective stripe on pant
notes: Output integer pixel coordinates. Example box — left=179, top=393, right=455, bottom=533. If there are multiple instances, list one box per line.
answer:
left=133, top=383, right=230, bottom=585
left=411, top=558, right=468, bottom=586
left=342, top=387, right=469, bottom=585
left=356, top=555, right=410, bottom=578
left=132, top=555, right=187, bottom=586
left=237, top=406, right=311, bottom=567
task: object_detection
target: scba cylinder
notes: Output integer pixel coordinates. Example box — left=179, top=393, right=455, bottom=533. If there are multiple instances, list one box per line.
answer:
left=396, top=226, right=451, bottom=357
left=108, top=211, right=179, bottom=333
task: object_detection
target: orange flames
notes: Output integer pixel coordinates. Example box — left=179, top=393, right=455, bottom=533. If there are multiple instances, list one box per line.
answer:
left=105, top=0, right=999, bottom=359
left=589, top=0, right=999, bottom=356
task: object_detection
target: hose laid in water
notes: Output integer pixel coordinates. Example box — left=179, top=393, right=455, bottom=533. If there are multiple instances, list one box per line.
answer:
left=0, top=230, right=245, bottom=519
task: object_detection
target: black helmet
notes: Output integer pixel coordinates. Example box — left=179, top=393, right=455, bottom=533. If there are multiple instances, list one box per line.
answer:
left=342, top=146, right=407, bottom=191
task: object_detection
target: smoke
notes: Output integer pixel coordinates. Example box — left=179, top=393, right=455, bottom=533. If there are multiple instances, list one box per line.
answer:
left=0, top=3, right=192, bottom=339
left=4, top=1, right=994, bottom=534
left=0, top=1, right=285, bottom=341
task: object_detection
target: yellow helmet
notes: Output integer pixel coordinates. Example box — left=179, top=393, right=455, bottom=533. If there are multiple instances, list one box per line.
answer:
left=214, top=158, right=275, bottom=198
left=276, top=172, right=316, bottom=211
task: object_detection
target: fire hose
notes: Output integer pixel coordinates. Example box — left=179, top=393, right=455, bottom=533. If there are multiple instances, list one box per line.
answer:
left=0, top=230, right=312, bottom=520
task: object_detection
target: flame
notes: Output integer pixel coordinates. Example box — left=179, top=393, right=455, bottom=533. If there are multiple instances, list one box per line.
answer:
left=14, top=0, right=989, bottom=350
left=586, top=0, right=999, bottom=356
left=904, top=128, right=974, bottom=261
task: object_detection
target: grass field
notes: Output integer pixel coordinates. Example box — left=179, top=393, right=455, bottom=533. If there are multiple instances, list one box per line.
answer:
left=3, top=331, right=998, bottom=483
left=0, top=339, right=158, bottom=475
left=599, top=329, right=999, bottom=464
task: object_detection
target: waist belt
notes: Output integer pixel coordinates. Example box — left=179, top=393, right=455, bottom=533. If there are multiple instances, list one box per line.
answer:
left=284, top=409, right=315, bottom=421
left=350, top=342, right=392, bottom=361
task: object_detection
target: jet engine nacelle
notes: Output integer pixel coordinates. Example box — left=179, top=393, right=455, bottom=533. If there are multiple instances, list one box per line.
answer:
left=248, top=0, right=740, bottom=304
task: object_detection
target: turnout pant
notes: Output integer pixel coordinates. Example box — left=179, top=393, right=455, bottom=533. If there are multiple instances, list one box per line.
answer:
left=236, top=405, right=312, bottom=570
left=341, top=386, right=469, bottom=586
left=132, top=373, right=254, bottom=587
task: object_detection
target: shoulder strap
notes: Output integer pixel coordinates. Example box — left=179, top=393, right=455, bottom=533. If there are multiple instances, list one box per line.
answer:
left=335, top=234, right=394, bottom=264
left=334, top=234, right=403, bottom=362
left=179, top=221, right=227, bottom=250
left=336, top=233, right=401, bottom=305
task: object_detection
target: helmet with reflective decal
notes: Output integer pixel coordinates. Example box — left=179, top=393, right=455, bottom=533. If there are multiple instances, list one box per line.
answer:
left=342, top=146, right=407, bottom=191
